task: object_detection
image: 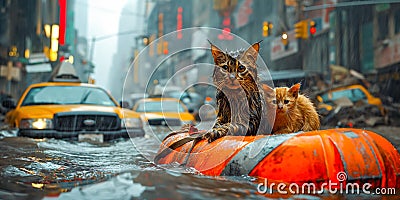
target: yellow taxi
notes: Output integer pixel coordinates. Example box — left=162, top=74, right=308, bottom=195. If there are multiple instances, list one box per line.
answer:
left=3, top=62, right=144, bottom=141
left=316, top=84, right=385, bottom=116
left=132, top=97, right=195, bottom=127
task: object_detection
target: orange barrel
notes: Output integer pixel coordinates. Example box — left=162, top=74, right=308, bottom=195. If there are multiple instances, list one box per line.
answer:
left=155, top=128, right=399, bottom=189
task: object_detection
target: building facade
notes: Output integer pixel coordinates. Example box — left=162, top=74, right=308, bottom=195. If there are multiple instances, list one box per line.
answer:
left=0, top=0, right=82, bottom=100
left=127, top=0, right=400, bottom=102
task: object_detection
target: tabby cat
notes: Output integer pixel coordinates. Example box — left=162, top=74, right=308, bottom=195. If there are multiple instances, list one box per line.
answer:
left=263, top=83, right=320, bottom=134
left=203, top=42, right=272, bottom=142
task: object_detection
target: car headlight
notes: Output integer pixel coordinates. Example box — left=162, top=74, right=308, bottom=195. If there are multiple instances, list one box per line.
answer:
left=20, top=118, right=53, bottom=129
left=121, top=118, right=142, bottom=128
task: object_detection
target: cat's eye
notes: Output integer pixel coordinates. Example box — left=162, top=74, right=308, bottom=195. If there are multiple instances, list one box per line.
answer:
left=221, top=65, right=228, bottom=70
left=238, top=65, right=246, bottom=72
left=272, top=100, right=277, bottom=104
left=284, top=100, right=290, bottom=104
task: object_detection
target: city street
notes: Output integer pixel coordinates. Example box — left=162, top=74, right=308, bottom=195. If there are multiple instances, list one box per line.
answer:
left=1, top=0, right=400, bottom=199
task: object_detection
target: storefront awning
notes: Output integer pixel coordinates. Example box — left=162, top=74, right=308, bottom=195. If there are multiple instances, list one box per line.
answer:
left=26, top=63, right=52, bottom=73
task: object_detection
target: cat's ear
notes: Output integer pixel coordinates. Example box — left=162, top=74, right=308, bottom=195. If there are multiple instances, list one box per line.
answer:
left=209, top=42, right=225, bottom=64
left=262, top=84, right=274, bottom=98
left=288, top=83, right=301, bottom=98
left=243, top=41, right=261, bottom=63
left=262, top=84, right=274, bottom=92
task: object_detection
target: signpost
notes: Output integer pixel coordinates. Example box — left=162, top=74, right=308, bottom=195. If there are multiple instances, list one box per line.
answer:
left=0, top=61, right=21, bottom=94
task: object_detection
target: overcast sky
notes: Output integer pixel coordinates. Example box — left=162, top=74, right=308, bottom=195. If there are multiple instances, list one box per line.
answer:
left=75, top=0, right=128, bottom=91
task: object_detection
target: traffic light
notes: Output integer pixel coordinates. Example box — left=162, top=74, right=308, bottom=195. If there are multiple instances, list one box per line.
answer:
left=8, top=46, right=18, bottom=57
left=309, top=20, right=317, bottom=37
left=158, top=13, right=164, bottom=38
left=143, top=37, right=149, bottom=45
left=163, top=41, right=169, bottom=55
left=262, top=21, right=273, bottom=37
left=281, top=32, right=289, bottom=50
left=294, top=20, right=308, bottom=39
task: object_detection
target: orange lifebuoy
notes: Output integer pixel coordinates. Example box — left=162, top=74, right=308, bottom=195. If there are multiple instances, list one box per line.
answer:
left=155, top=128, right=399, bottom=189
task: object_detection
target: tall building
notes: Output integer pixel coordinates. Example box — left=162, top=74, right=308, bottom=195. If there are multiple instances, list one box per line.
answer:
left=130, top=0, right=400, bottom=102
left=73, top=0, right=91, bottom=83
left=110, top=0, right=146, bottom=99
left=0, top=0, right=75, bottom=98
left=134, top=0, right=193, bottom=95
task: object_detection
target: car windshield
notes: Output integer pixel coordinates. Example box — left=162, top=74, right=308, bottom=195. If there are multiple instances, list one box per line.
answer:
left=166, top=91, right=203, bottom=104
left=135, top=100, right=185, bottom=113
left=21, top=86, right=117, bottom=106
left=321, top=88, right=367, bottom=103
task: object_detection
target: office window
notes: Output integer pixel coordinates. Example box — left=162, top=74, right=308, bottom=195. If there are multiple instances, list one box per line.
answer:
left=395, top=10, right=400, bottom=34
left=377, top=12, right=389, bottom=41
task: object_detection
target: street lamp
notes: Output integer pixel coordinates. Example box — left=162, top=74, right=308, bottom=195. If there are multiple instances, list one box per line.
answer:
left=281, top=32, right=289, bottom=50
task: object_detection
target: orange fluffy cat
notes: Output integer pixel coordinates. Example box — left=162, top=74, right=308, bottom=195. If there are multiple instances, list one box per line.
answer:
left=263, top=83, right=320, bottom=134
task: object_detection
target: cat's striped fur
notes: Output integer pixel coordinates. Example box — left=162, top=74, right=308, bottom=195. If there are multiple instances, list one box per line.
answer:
left=203, top=42, right=273, bottom=142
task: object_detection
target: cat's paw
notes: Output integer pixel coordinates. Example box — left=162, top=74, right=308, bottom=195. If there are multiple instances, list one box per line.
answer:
left=203, top=127, right=228, bottom=143
left=180, top=124, right=198, bottom=133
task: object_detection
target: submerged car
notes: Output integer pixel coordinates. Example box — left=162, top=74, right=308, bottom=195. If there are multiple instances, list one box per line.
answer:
left=3, top=62, right=144, bottom=141
left=315, top=84, right=387, bottom=127
left=316, top=84, right=385, bottom=114
left=132, top=97, right=195, bottom=127
left=163, top=90, right=203, bottom=120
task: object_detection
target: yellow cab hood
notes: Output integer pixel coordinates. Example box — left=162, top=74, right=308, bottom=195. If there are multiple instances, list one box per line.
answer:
left=15, top=105, right=140, bottom=119
left=140, top=112, right=194, bottom=121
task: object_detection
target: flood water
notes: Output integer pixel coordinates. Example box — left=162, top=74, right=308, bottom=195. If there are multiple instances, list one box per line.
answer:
left=0, top=128, right=264, bottom=200
left=0, top=127, right=397, bottom=200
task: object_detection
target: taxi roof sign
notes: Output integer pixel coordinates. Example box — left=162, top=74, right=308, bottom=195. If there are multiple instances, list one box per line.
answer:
left=49, top=61, right=81, bottom=82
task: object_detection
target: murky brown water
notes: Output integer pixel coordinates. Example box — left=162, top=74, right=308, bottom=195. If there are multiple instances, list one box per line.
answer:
left=0, top=127, right=398, bottom=200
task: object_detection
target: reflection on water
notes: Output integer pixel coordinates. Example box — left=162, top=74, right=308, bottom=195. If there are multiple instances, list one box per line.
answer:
left=0, top=129, right=397, bottom=199
left=0, top=128, right=269, bottom=200
left=0, top=129, right=158, bottom=199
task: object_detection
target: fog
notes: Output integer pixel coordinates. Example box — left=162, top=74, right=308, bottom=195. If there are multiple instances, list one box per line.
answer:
left=74, top=0, right=143, bottom=98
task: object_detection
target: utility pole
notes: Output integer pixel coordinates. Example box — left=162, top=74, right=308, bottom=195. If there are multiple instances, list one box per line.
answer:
left=296, top=0, right=303, bottom=21
left=6, top=61, right=12, bottom=94
left=89, top=37, right=96, bottom=68
left=87, top=37, right=96, bottom=82
left=296, top=0, right=305, bottom=71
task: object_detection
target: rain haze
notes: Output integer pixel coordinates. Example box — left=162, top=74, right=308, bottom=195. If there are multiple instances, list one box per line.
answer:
left=75, top=0, right=143, bottom=98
